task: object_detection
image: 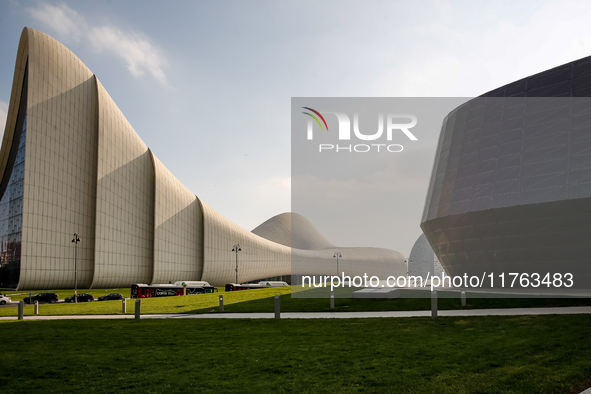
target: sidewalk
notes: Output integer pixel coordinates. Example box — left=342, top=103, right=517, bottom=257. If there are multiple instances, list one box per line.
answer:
left=2, top=306, right=591, bottom=320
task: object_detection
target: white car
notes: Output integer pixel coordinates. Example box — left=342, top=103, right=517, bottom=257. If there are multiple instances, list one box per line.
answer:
left=0, top=295, right=11, bottom=305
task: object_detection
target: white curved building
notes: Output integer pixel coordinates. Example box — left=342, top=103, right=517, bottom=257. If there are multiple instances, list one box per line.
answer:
left=0, top=28, right=406, bottom=290
left=253, top=213, right=405, bottom=280
left=408, top=233, right=445, bottom=279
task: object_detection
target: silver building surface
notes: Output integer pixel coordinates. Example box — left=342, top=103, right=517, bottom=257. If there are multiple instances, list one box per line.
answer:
left=421, top=55, right=591, bottom=290
left=408, top=233, right=444, bottom=279
left=0, top=28, right=406, bottom=290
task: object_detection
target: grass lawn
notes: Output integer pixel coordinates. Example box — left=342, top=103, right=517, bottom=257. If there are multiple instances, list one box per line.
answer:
left=2, top=286, right=591, bottom=317
left=1, top=315, right=591, bottom=393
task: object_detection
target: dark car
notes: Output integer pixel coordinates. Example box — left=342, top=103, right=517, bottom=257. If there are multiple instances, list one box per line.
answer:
left=24, top=293, right=59, bottom=304
left=65, top=293, right=94, bottom=303
left=97, top=293, right=123, bottom=301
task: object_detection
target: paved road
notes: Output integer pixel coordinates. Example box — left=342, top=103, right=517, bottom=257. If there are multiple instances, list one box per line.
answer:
left=2, top=306, right=591, bottom=320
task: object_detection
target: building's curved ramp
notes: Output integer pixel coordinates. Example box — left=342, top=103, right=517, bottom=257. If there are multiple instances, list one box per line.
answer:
left=253, top=213, right=406, bottom=280
left=252, top=212, right=334, bottom=250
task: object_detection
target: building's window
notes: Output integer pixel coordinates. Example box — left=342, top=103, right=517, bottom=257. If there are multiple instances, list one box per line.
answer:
left=0, top=64, right=27, bottom=289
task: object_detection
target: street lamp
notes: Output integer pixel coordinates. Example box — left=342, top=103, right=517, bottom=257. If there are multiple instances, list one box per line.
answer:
left=333, top=252, right=342, bottom=276
left=232, top=243, right=242, bottom=284
left=405, top=259, right=413, bottom=277
left=71, top=233, right=81, bottom=303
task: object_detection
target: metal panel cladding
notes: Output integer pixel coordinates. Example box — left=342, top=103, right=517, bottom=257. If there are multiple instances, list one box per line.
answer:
left=421, top=56, right=591, bottom=293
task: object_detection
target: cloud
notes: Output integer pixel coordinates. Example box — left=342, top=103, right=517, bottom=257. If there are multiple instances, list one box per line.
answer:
left=0, top=101, right=8, bottom=141
left=27, top=2, right=86, bottom=42
left=89, top=26, right=167, bottom=84
left=27, top=2, right=167, bottom=85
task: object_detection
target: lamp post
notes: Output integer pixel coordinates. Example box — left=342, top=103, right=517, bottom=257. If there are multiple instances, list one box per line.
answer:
left=232, top=243, right=241, bottom=284
left=333, top=252, right=342, bottom=276
left=71, top=233, right=81, bottom=303
left=405, top=259, right=413, bottom=277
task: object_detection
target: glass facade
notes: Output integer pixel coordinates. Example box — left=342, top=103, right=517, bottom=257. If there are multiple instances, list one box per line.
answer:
left=0, top=67, right=27, bottom=289
left=0, top=119, right=26, bottom=289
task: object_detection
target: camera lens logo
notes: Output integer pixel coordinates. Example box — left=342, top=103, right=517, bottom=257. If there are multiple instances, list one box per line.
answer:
left=302, top=107, right=329, bottom=138
left=302, top=106, right=418, bottom=153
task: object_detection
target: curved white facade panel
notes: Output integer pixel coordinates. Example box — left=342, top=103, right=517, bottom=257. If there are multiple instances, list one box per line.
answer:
left=151, top=151, right=203, bottom=284
left=255, top=213, right=406, bottom=280
left=200, top=200, right=291, bottom=286
left=291, top=247, right=406, bottom=280
left=0, top=28, right=407, bottom=290
left=91, top=78, right=154, bottom=288
left=252, top=212, right=334, bottom=250
left=1, top=28, right=98, bottom=289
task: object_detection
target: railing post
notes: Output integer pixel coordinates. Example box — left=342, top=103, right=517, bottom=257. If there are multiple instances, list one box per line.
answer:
left=18, top=300, right=24, bottom=320
left=135, top=299, right=141, bottom=320
left=219, top=295, right=224, bottom=312
left=34, top=301, right=39, bottom=315
left=431, top=290, right=438, bottom=319
left=461, top=290, right=466, bottom=307
left=330, top=292, right=335, bottom=310
left=122, top=298, right=127, bottom=313
left=274, top=295, right=280, bottom=320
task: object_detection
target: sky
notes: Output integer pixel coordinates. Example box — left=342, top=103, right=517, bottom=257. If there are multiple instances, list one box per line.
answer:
left=1, top=0, right=591, bottom=257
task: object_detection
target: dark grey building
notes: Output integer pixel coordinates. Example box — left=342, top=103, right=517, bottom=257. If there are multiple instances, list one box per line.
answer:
left=421, top=55, right=591, bottom=291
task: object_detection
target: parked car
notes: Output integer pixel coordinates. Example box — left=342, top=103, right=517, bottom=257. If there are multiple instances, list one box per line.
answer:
left=97, top=293, right=123, bottom=301
left=64, top=293, right=94, bottom=303
left=0, top=294, right=11, bottom=305
left=24, top=293, right=58, bottom=304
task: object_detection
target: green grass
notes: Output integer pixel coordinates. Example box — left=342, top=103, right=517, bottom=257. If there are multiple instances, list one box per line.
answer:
left=0, top=287, right=291, bottom=316
left=2, top=286, right=591, bottom=317
left=1, top=315, right=591, bottom=393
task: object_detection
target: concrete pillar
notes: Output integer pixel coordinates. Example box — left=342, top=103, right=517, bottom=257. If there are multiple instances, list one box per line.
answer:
left=461, top=290, right=466, bottom=307
left=34, top=301, right=39, bottom=315
left=18, top=301, right=24, bottom=320
left=122, top=298, right=127, bottom=313
left=219, top=295, right=224, bottom=312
